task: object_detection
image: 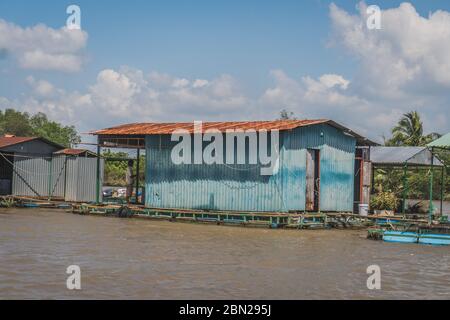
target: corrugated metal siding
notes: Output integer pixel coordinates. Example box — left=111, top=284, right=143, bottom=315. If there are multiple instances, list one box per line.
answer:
left=145, top=135, right=283, bottom=211
left=280, top=124, right=355, bottom=212
left=64, top=157, right=104, bottom=202
left=12, top=155, right=103, bottom=202
left=50, top=156, right=66, bottom=197
left=319, top=145, right=354, bottom=211
left=145, top=123, right=356, bottom=212
left=12, top=156, right=65, bottom=198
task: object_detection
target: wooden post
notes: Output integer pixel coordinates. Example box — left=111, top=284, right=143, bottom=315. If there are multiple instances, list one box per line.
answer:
left=63, top=156, right=68, bottom=201
left=48, top=155, right=53, bottom=201
left=135, top=148, right=140, bottom=204
left=96, top=143, right=101, bottom=204
left=402, top=163, right=407, bottom=214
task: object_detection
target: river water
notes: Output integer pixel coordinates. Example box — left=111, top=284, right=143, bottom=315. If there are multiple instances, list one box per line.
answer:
left=0, top=208, right=448, bottom=299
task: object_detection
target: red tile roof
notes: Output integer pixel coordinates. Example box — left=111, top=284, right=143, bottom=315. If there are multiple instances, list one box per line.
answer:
left=91, top=119, right=329, bottom=135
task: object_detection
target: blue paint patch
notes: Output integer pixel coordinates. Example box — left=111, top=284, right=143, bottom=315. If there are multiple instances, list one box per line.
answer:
left=145, top=123, right=356, bottom=212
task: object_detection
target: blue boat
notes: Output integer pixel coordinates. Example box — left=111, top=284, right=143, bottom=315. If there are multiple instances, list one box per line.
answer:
left=418, top=233, right=450, bottom=245
left=418, top=225, right=450, bottom=246
left=383, top=231, right=418, bottom=243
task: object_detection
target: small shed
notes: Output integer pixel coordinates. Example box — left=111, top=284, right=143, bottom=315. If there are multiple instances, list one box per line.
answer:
left=0, top=135, right=103, bottom=202
left=369, top=146, right=444, bottom=216
left=0, top=136, right=62, bottom=195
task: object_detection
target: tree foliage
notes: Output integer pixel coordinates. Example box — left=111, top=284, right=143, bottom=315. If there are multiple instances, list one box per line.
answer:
left=0, top=108, right=80, bottom=147
left=278, top=109, right=297, bottom=120
left=385, top=111, right=440, bottom=146
left=379, top=111, right=449, bottom=202
left=29, top=112, right=80, bottom=147
left=0, top=109, right=33, bottom=136
left=102, top=149, right=145, bottom=187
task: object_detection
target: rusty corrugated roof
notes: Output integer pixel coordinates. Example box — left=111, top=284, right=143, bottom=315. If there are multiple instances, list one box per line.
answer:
left=91, top=119, right=330, bottom=135
left=55, top=148, right=90, bottom=155
left=0, top=136, right=66, bottom=150
left=0, top=136, right=37, bottom=148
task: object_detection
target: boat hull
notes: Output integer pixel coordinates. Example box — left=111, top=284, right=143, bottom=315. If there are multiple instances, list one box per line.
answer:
left=418, top=234, right=450, bottom=245
left=383, top=231, right=418, bottom=244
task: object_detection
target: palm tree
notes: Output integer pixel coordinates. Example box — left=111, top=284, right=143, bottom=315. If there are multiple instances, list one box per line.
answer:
left=387, top=111, right=440, bottom=146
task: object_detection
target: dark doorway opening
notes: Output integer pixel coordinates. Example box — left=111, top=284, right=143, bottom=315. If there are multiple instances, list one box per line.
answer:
left=306, top=149, right=320, bottom=211
left=354, top=154, right=362, bottom=213
left=0, top=153, right=14, bottom=195
left=354, top=147, right=371, bottom=214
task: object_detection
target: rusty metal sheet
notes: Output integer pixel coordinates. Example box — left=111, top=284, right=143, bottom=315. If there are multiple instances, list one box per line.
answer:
left=91, top=120, right=329, bottom=135
left=0, top=136, right=36, bottom=148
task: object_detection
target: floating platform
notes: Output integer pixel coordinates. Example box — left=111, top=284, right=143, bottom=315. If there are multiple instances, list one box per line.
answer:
left=370, top=225, right=450, bottom=246
left=418, top=225, right=450, bottom=245
left=383, top=231, right=418, bottom=244
left=418, top=233, right=450, bottom=245
left=5, top=196, right=448, bottom=240
left=72, top=204, right=314, bottom=229
left=71, top=203, right=377, bottom=230
left=0, top=195, right=72, bottom=209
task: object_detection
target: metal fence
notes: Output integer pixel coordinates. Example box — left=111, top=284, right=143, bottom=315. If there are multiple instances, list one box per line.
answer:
left=11, top=154, right=104, bottom=202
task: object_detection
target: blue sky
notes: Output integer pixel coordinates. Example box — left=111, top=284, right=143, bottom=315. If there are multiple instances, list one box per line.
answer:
left=1, top=1, right=450, bottom=141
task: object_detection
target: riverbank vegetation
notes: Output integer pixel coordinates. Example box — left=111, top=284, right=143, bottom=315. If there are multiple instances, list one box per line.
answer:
left=0, top=109, right=80, bottom=147
left=377, top=111, right=449, bottom=203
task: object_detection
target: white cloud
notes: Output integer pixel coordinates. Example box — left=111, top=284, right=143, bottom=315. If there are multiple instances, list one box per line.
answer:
left=89, top=69, right=140, bottom=117
left=1, top=2, right=449, bottom=141
left=26, top=76, right=56, bottom=97
left=318, top=74, right=349, bottom=90
left=0, top=19, right=87, bottom=72
left=329, top=2, right=450, bottom=95
left=193, top=79, right=209, bottom=88
left=5, top=69, right=249, bottom=131
left=322, top=1, right=450, bottom=136
left=172, top=78, right=190, bottom=88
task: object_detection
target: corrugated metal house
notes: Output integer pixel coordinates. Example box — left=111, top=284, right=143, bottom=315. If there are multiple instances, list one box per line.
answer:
left=0, top=135, right=103, bottom=202
left=94, top=120, right=374, bottom=213
left=0, top=136, right=62, bottom=195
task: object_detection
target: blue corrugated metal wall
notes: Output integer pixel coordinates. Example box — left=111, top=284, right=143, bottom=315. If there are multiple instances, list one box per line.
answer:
left=145, top=123, right=355, bottom=212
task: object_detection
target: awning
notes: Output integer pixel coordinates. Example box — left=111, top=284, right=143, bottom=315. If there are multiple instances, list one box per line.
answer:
left=370, top=146, right=443, bottom=166
left=427, top=132, right=450, bottom=149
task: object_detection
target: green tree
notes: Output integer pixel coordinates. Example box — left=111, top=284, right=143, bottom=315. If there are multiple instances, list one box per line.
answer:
left=278, top=109, right=297, bottom=120
left=386, top=111, right=440, bottom=146
left=0, top=109, right=33, bottom=136
left=29, top=112, right=80, bottom=147
left=380, top=111, right=448, bottom=203
left=0, top=109, right=80, bottom=147
left=102, top=149, right=145, bottom=186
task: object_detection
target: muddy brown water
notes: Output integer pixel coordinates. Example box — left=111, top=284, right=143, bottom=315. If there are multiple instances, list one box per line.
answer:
left=0, top=208, right=449, bottom=299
